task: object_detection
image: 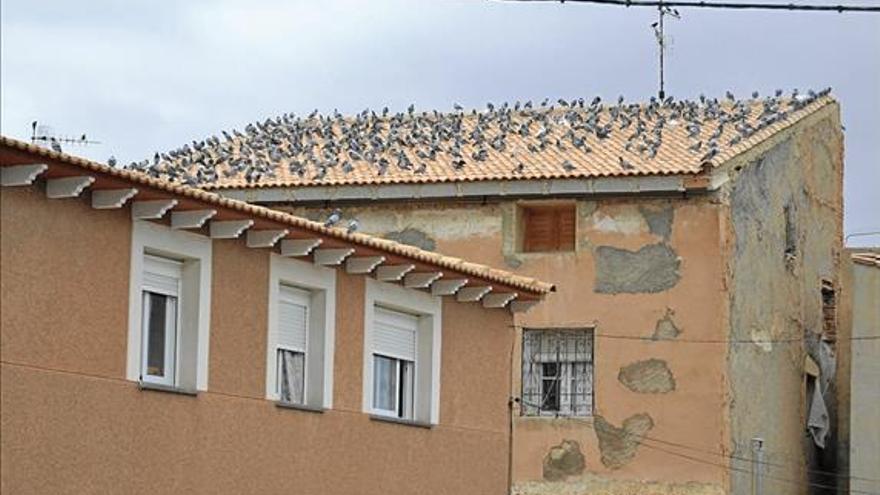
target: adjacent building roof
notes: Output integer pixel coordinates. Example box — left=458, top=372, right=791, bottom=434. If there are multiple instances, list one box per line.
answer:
left=852, top=252, right=880, bottom=268
left=0, top=135, right=554, bottom=307
left=134, top=90, right=834, bottom=191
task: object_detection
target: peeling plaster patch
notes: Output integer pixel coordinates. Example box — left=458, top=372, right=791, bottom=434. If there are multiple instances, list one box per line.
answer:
left=542, top=440, right=586, bottom=481
left=594, top=413, right=654, bottom=469
left=594, top=244, right=681, bottom=294
left=749, top=326, right=773, bottom=352
left=618, top=359, right=676, bottom=393
left=640, top=205, right=675, bottom=240
left=652, top=308, right=681, bottom=340
left=589, top=208, right=647, bottom=235
left=383, top=227, right=436, bottom=251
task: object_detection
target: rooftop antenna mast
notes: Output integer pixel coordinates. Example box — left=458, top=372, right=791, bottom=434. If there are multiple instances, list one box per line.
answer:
left=652, top=2, right=680, bottom=100
left=30, top=120, right=101, bottom=149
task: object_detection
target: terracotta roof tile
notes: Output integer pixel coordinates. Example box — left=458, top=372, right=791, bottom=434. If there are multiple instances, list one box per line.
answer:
left=140, top=93, right=835, bottom=190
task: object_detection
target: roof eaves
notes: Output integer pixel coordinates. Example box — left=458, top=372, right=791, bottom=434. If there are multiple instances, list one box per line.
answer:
left=0, top=135, right=555, bottom=297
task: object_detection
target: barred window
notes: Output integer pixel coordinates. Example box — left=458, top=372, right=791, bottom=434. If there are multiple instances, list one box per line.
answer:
left=522, top=329, right=593, bottom=417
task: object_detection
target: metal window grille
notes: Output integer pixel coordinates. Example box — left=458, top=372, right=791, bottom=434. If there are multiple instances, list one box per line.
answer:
left=522, top=329, right=593, bottom=417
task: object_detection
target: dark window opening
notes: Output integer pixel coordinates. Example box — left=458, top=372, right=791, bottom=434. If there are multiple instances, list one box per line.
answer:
left=784, top=204, right=797, bottom=259
left=821, top=280, right=837, bottom=343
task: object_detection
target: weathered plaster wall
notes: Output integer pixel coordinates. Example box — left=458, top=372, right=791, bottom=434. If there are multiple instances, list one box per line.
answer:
left=0, top=187, right=514, bottom=495
left=286, top=196, right=730, bottom=494
left=722, top=105, right=843, bottom=495
left=840, top=253, right=880, bottom=495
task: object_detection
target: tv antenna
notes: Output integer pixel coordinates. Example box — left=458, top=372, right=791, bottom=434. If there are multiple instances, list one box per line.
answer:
left=651, top=2, right=680, bottom=100
left=30, top=120, right=100, bottom=151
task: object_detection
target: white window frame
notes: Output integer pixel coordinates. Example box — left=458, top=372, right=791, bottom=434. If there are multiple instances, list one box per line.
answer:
left=266, top=254, right=336, bottom=409
left=363, top=278, right=442, bottom=425
left=274, top=285, right=310, bottom=404
left=127, top=221, right=212, bottom=391
left=140, top=255, right=182, bottom=386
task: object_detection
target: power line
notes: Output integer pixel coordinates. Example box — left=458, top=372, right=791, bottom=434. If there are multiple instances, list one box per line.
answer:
left=510, top=325, right=879, bottom=344
left=504, top=0, right=880, bottom=13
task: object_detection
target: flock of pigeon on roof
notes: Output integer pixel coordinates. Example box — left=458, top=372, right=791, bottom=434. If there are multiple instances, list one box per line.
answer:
left=124, top=88, right=832, bottom=187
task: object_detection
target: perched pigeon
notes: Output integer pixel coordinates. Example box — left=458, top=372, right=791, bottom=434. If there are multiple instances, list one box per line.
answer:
left=324, top=208, right=342, bottom=228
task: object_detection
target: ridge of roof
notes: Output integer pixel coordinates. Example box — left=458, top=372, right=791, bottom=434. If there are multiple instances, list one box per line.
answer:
left=135, top=91, right=835, bottom=191
left=0, top=135, right=555, bottom=297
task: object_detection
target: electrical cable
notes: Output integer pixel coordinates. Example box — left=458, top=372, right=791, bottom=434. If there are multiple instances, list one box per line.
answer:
left=502, top=0, right=880, bottom=13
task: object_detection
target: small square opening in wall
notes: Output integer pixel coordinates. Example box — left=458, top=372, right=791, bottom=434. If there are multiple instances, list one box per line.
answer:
left=519, top=203, right=576, bottom=253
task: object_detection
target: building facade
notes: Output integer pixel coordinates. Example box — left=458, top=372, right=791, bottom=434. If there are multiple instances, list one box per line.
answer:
left=197, top=95, right=847, bottom=494
left=0, top=137, right=553, bottom=494
left=839, top=251, right=880, bottom=495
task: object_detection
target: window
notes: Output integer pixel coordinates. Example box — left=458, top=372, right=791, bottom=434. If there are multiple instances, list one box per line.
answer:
left=363, top=278, right=441, bottom=425
left=522, top=329, right=593, bottom=417
left=140, top=255, right=182, bottom=386
left=520, top=204, right=576, bottom=253
left=371, top=307, right=418, bottom=419
left=274, top=285, right=310, bottom=404
left=128, top=221, right=212, bottom=391
left=266, top=254, right=336, bottom=409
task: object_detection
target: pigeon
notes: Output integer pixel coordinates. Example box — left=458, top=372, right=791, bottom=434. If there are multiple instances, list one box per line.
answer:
left=618, top=156, right=635, bottom=170
left=324, top=208, right=342, bottom=227
left=50, top=138, right=62, bottom=153
left=561, top=160, right=576, bottom=172
left=346, top=218, right=359, bottom=234
left=108, top=155, right=117, bottom=167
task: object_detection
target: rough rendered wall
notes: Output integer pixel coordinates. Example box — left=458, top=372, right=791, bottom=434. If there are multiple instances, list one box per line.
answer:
left=286, top=196, right=729, bottom=495
left=0, top=187, right=513, bottom=495
left=841, top=257, right=880, bottom=495
left=724, top=105, right=843, bottom=495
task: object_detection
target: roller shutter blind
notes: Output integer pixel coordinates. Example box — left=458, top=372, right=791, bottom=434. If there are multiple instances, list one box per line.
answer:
left=143, top=255, right=181, bottom=296
left=373, top=307, right=418, bottom=361
left=275, top=285, right=310, bottom=352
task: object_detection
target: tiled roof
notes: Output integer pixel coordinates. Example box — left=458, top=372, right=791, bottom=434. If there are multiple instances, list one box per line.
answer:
left=0, top=135, right=555, bottom=297
left=136, top=91, right=835, bottom=190
left=852, top=252, right=880, bottom=268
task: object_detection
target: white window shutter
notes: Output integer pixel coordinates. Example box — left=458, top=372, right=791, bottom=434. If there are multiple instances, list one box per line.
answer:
left=373, top=307, right=418, bottom=361
left=143, top=255, right=181, bottom=296
left=275, top=285, right=310, bottom=352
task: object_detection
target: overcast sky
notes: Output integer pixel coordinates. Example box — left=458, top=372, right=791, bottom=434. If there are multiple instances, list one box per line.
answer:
left=2, top=0, right=877, bottom=245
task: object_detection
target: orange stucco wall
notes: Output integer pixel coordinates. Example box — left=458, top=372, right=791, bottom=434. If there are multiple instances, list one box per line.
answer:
left=0, top=186, right=514, bottom=494
left=286, top=196, right=730, bottom=494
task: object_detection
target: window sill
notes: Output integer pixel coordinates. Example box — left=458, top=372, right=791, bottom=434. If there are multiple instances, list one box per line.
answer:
left=369, top=414, right=433, bottom=429
left=275, top=401, right=325, bottom=414
left=519, top=414, right=593, bottom=421
left=137, top=381, right=198, bottom=396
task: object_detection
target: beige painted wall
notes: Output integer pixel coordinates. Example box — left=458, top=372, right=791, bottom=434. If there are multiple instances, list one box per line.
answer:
left=0, top=186, right=514, bottom=495
left=843, top=256, right=880, bottom=495
left=285, top=195, right=730, bottom=495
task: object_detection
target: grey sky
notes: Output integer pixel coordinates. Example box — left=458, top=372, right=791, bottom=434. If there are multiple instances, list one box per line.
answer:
left=2, top=0, right=877, bottom=245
